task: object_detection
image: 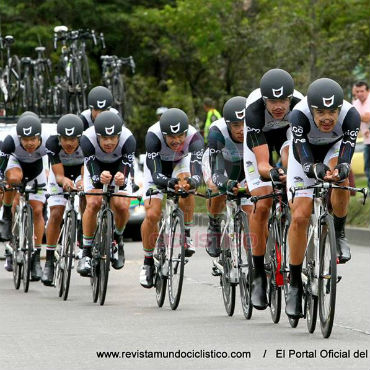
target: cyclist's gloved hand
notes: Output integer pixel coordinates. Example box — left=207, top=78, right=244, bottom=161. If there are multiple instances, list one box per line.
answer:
left=185, top=176, right=198, bottom=190
left=334, top=163, right=350, bottom=181
left=167, top=177, right=179, bottom=190
left=269, top=167, right=285, bottom=183
left=131, top=182, right=140, bottom=193
left=313, top=163, right=330, bottom=181
left=226, top=179, right=238, bottom=193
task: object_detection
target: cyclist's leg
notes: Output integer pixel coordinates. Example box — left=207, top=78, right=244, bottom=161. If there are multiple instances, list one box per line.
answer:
left=174, top=156, right=195, bottom=256
left=0, top=159, right=22, bottom=241
left=244, top=145, right=273, bottom=309
left=140, top=161, right=162, bottom=287
left=44, top=174, right=66, bottom=284
left=325, top=145, right=351, bottom=263
left=202, top=148, right=226, bottom=257
left=78, top=166, right=102, bottom=275
left=286, top=144, right=314, bottom=317
left=110, top=180, right=131, bottom=269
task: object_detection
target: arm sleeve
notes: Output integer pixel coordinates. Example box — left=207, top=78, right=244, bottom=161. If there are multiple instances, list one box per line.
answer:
left=290, top=110, right=316, bottom=178
left=338, top=107, right=361, bottom=165
left=0, top=136, right=16, bottom=176
left=145, top=132, right=168, bottom=188
left=188, top=131, right=204, bottom=187
left=80, top=114, right=90, bottom=131
left=45, top=136, right=62, bottom=165
left=245, top=106, right=267, bottom=149
left=208, top=126, right=228, bottom=188
left=118, top=135, right=136, bottom=180
left=80, top=135, right=102, bottom=188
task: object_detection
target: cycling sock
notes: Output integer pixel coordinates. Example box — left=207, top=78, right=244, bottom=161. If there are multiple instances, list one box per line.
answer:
left=252, top=255, right=265, bottom=275
left=114, top=226, right=125, bottom=235
left=83, top=235, right=93, bottom=248
left=2, top=203, right=12, bottom=219
left=289, top=264, right=302, bottom=287
left=143, top=248, right=154, bottom=265
left=333, top=214, right=347, bottom=235
left=185, top=221, right=192, bottom=238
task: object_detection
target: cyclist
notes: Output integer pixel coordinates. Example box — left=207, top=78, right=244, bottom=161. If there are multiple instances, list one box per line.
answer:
left=0, top=114, right=49, bottom=280
left=42, top=114, right=84, bottom=286
left=203, top=96, right=252, bottom=258
left=244, top=68, right=303, bottom=310
left=80, top=86, right=121, bottom=130
left=77, top=111, right=135, bottom=276
left=140, top=108, right=204, bottom=288
left=285, top=78, right=360, bottom=318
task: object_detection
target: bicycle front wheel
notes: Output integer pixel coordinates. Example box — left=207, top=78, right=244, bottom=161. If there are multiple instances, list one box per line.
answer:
left=62, top=210, right=77, bottom=300
left=98, top=211, right=113, bottom=306
left=220, top=216, right=235, bottom=316
left=318, top=214, right=337, bottom=338
left=266, top=227, right=282, bottom=324
left=237, top=212, right=253, bottom=320
left=22, top=206, right=34, bottom=293
left=154, top=220, right=167, bottom=307
left=12, top=235, right=22, bottom=290
left=167, top=210, right=185, bottom=310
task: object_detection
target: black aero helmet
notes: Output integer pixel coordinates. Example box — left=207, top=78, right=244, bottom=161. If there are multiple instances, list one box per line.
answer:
left=16, top=115, right=42, bottom=138
left=223, top=96, right=247, bottom=124
left=260, top=68, right=294, bottom=99
left=94, top=111, right=122, bottom=136
left=88, top=86, right=113, bottom=110
left=307, top=78, right=344, bottom=110
left=19, top=111, right=39, bottom=119
left=160, top=108, right=189, bottom=136
left=57, top=114, right=84, bottom=137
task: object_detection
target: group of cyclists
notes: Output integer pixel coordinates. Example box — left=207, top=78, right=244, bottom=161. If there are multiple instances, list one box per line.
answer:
left=0, top=68, right=360, bottom=320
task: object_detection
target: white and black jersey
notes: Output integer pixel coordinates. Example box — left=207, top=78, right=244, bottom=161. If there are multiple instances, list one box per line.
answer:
left=80, top=126, right=136, bottom=188
left=290, top=97, right=361, bottom=177
left=80, top=107, right=121, bottom=131
left=245, top=88, right=303, bottom=159
left=45, top=135, right=84, bottom=180
left=0, top=129, right=49, bottom=180
left=207, top=118, right=244, bottom=188
left=145, top=122, right=204, bottom=188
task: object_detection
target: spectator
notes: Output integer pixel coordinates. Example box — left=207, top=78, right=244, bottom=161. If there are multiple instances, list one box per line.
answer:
left=203, top=97, right=221, bottom=144
left=353, top=81, right=370, bottom=188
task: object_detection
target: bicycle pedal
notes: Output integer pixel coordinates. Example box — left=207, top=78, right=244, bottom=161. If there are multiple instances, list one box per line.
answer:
left=211, top=266, right=221, bottom=277
left=336, top=275, right=342, bottom=284
left=184, top=258, right=189, bottom=265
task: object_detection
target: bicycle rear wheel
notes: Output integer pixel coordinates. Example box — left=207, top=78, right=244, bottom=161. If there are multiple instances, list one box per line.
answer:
left=154, top=220, right=167, bottom=307
left=22, top=206, right=34, bottom=293
left=237, top=212, right=253, bottom=320
left=98, top=211, right=113, bottom=306
left=62, top=210, right=77, bottom=300
left=167, top=210, right=185, bottom=310
left=306, top=291, right=318, bottom=334
left=220, top=217, right=235, bottom=316
left=318, top=214, right=337, bottom=338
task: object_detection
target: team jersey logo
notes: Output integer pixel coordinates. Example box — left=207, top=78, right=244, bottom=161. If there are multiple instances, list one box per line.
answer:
left=105, top=125, right=115, bottom=135
left=65, top=127, right=75, bottom=136
left=170, top=122, right=181, bottom=134
left=323, top=95, right=334, bottom=107
left=97, top=100, right=106, bottom=109
left=23, top=127, right=32, bottom=136
left=272, top=87, right=284, bottom=98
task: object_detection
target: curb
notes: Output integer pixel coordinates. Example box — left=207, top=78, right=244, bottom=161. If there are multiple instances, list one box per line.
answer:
left=193, top=213, right=369, bottom=247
